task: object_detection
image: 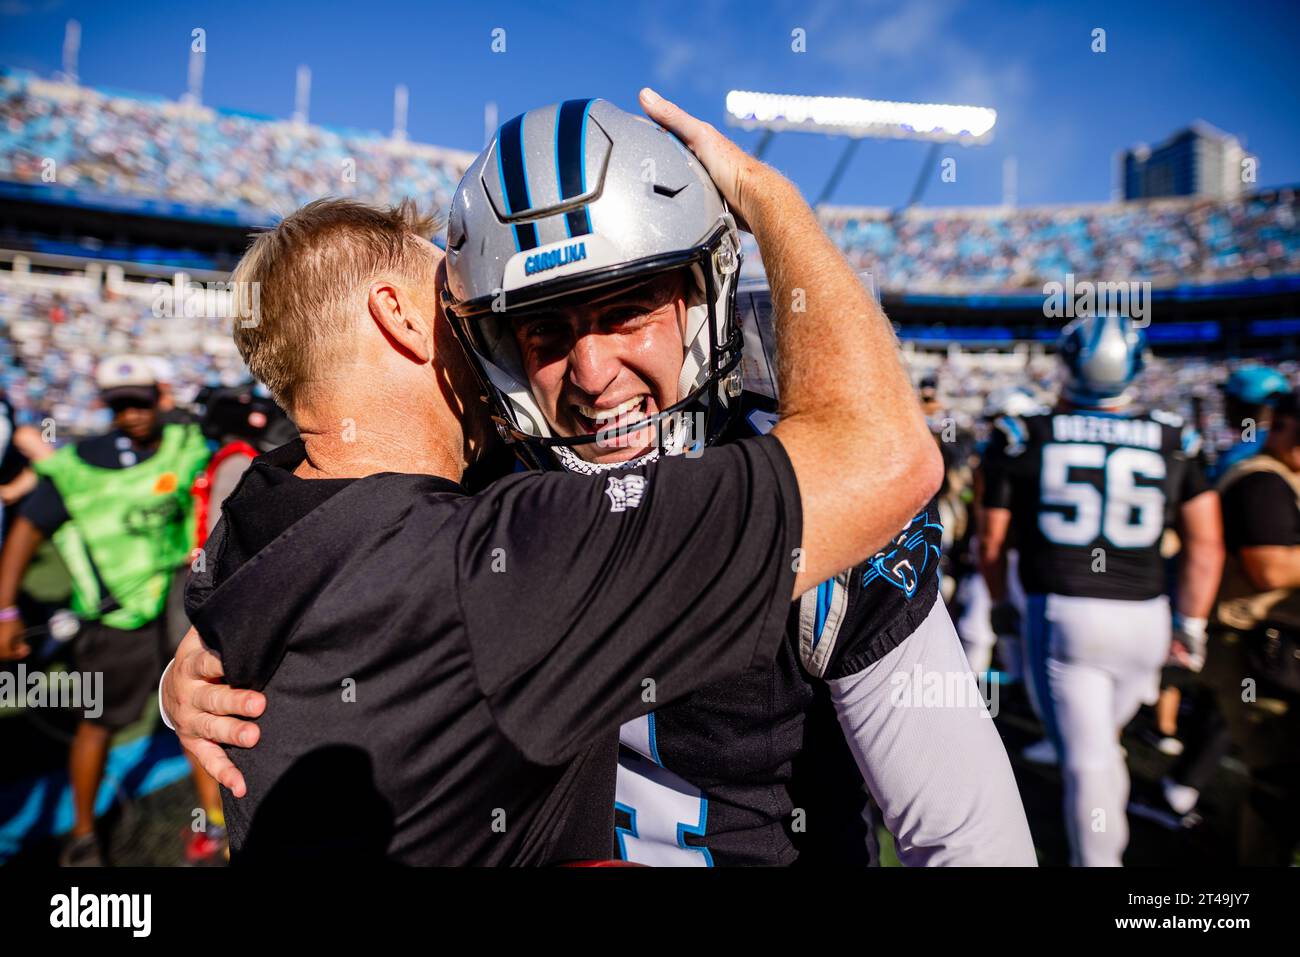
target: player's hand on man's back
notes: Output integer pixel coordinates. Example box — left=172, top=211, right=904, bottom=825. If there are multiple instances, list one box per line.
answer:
left=163, top=626, right=266, bottom=797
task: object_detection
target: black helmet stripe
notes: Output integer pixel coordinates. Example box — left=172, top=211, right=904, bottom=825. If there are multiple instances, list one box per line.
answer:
left=555, top=98, right=595, bottom=238
left=497, top=113, right=539, bottom=251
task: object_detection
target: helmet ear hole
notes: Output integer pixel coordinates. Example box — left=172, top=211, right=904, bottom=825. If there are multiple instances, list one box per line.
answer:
left=447, top=210, right=466, bottom=251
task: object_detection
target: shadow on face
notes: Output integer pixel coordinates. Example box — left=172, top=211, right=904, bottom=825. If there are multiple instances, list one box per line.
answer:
left=107, top=395, right=161, bottom=443
left=430, top=252, right=498, bottom=469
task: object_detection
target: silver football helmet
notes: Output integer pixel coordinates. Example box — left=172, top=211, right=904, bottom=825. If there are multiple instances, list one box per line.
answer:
left=442, top=98, right=743, bottom=469
left=1057, top=313, right=1148, bottom=408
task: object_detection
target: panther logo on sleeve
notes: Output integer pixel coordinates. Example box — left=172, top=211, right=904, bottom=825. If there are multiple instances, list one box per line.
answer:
left=861, top=510, right=944, bottom=599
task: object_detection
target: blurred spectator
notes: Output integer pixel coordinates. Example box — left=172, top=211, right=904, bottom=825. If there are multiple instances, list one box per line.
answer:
left=1206, top=388, right=1300, bottom=865
left=0, top=356, right=217, bottom=866
left=818, top=191, right=1300, bottom=293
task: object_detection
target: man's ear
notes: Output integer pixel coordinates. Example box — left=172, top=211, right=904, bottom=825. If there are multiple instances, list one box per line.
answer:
left=368, top=280, right=433, bottom=364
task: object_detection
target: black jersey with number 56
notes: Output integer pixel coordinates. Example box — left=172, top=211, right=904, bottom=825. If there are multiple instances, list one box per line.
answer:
left=982, top=407, right=1209, bottom=600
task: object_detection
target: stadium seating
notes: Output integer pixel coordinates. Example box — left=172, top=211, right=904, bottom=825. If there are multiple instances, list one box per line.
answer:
left=812, top=192, right=1300, bottom=293
left=4, top=67, right=1299, bottom=295
left=0, top=260, right=246, bottom=435
left=0, top=67, right=472, bottom=226
left=1, top=67, right=1296, bottom=450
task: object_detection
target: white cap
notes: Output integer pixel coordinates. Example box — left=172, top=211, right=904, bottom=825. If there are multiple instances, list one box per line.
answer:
left=147, top=356, right=177, bottom=384
left=96, top=354, right=159, bottom=401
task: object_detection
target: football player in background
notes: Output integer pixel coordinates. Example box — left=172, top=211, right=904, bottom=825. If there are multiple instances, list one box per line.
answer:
left=958, top=386, right=1041, bottom=680
left=979, top=315, right=1224, bottom=866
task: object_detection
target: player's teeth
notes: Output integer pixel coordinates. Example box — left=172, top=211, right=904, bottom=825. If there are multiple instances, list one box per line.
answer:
left=580, top=396, right=645, bottom=421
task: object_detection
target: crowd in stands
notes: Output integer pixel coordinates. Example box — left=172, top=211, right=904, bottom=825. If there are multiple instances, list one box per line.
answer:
left=1, top=67, right=1297, bottom=455
left=3, top=67, right=1300, bottom=294
left=816, top=193, right=1300, bottom=293
left=0, top=68, right=472, bottom=224
left=3, top=260, right=1291, bottom=471
left=1, top=267, right=246, bottom=436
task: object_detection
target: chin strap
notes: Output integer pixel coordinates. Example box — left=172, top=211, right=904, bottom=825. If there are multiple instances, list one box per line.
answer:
left=549, top=393, right=705, bottom=474
left=553, top=443, right=660, bottom=475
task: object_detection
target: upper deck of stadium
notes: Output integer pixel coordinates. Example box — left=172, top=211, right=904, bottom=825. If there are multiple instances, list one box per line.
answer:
left=2, top=65, right=1298, bottom=296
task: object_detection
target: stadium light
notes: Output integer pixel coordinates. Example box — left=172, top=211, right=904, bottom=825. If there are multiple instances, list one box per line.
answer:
left=725, top=90, right=997, bottom=145
left=61, top=20, right=80, bottom=85
left=393, top=84, right=409, bottom=141
left=293, top=65, right=311, bottom=125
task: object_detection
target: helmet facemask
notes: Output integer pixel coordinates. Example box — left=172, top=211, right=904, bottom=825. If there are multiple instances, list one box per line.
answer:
left=445, top=221, right=743, bottom=471
left=442, top=98, right=746, bottom=472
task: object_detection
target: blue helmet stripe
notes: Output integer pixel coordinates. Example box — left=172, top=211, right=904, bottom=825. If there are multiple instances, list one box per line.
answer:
left=497, top=112, right=538, bottom=251
left=555, top=98, right=594, bottom=238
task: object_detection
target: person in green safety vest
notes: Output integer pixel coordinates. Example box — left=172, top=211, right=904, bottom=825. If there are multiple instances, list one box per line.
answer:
left=0, top=355, right=217, bottom=866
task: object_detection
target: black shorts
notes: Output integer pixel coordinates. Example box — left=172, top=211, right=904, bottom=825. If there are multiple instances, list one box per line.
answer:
left=70, top=617, right=169, bottom=730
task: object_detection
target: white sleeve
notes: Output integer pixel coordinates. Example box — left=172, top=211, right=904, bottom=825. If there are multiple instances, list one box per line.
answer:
left=827, top=600, right=1037, bottom=866
left=157, top=658, right=176, bottom=731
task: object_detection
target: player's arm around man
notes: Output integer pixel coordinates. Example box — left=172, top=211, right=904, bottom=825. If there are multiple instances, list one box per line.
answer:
left=791, top=506, right=1037, bottom=865
left=162, top=89, right=945, bottom=801
left=635, top=89, right=943, bottom=595
left=824, top=599, right=1037, bottom=865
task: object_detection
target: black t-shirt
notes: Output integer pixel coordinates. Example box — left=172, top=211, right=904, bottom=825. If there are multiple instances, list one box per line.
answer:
left=186, top=435, right=803, bottom=865
left=982, top=408, right=1210, bottom=600
left=1221, top=465, right=1300, bottom=551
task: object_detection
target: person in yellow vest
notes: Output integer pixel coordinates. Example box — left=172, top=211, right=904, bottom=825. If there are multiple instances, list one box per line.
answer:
left=1206, top=387, right=1300, bottom=865
left=0, top=355, right=215, bottom=866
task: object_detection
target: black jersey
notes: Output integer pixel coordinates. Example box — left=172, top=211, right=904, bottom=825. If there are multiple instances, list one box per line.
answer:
left=611, top=393, right=943, bottom=865
left=982, top=407, right=1209, bottom=601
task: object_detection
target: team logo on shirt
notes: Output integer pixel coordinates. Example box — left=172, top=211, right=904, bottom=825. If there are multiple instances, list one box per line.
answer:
left=604, top=474, right=647, bottom=513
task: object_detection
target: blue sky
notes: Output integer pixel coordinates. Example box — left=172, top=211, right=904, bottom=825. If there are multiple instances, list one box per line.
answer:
left=2, top=0, right=1297, bottom=208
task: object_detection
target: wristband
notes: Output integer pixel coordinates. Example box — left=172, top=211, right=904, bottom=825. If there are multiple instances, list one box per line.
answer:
left=1173, top=614, right=1208, bottom=641
left=0, top=606, right=20, bottom=623
left=158, top=659, right=177, bottom=731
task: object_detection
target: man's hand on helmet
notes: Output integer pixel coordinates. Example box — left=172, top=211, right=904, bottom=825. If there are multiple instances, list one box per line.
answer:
left=639, top=87, right=777, bottom=234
